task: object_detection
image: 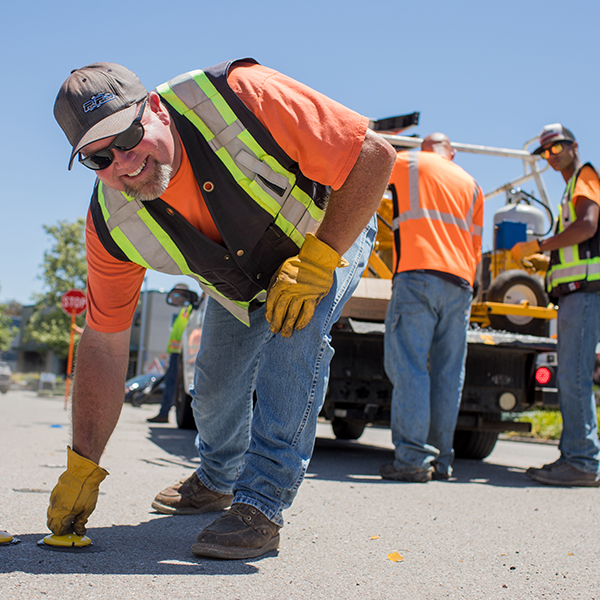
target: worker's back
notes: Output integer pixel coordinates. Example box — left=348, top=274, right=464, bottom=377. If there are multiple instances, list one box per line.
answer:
left=389, top=150, right=483, bottom=285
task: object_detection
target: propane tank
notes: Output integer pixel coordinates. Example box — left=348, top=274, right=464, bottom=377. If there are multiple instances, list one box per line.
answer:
left=493, top=188, right=546, bottom=242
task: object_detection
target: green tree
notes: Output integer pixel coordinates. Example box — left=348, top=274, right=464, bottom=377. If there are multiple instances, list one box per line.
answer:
left=26, top=218, right=87, bottom=358
left=0, top=286, right=18, bottom=352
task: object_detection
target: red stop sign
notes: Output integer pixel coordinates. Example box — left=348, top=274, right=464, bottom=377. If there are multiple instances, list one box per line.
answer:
left=61, top=289, right=87, bottom=316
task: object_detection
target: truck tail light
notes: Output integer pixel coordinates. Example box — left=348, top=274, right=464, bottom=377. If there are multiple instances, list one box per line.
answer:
left=535, top=366, right=552, bottom=385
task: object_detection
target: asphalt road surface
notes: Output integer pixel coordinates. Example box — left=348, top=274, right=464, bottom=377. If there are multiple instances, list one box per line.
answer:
left=1, top=389, right=599, bottom=600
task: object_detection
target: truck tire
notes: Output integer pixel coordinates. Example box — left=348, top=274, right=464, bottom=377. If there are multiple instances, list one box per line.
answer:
left=486, top=270, right=549, bottom=336
left=453, top=430, right=499, bottom=460
left=331, top=418, right=366, bottom=440
left=174, top=362, right=196, bottom=430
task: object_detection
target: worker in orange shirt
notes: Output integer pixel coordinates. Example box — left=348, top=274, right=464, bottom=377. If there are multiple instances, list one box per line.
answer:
left=47, top=59, right=395, bottom=559
left=381, top=133, right=484, bottom=482
left=512, top=124, right=600, bottom=487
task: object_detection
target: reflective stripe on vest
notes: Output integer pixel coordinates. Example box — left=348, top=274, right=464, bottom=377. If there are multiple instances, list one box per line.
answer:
left=546, top=165, right=600, bottom=292
left=391, top=153, right=483, bottom=237
left=97, top=182, right=259, bottom=325
left=156, top=71, right=324, bottom=248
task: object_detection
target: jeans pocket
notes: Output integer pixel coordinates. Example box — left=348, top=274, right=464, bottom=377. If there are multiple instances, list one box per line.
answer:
left=389, top=300, right=426, bottom=333
left=396, top=300, right=427, bottom=316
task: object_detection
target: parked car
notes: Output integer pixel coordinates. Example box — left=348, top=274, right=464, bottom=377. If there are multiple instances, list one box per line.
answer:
left=0, top=362, right=12, bottom=394
left=125, top=373, right=165, bottom=406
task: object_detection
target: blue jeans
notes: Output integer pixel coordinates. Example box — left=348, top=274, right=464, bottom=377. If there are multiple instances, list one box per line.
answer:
left=190, top=218, right=376, bottom=526
left=384, top=271, right=472, bottom=475
left=158, top=352, right=179, bottom=417
left=556, top=291, right=600, bottom=474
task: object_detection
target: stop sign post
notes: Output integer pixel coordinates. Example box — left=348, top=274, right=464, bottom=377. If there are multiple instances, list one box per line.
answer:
left=61, top=289, right=87, bottom=408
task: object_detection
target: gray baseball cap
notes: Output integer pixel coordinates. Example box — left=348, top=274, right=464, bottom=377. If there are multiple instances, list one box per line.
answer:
left=54, top=62, right=147, bottom=169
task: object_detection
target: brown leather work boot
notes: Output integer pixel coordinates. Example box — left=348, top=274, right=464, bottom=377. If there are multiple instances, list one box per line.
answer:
left=191, top=503, right=281, bottom=559
left=152, top=472, right=233, bottom=515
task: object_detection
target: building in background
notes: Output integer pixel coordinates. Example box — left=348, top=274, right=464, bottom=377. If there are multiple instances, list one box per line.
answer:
left=12, top=289, right=182, bottom=378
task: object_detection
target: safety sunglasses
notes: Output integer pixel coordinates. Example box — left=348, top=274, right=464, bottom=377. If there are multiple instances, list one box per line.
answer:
left=540, top=141, right=571, bottom=160
left=78, top=98, right=147, bottom=171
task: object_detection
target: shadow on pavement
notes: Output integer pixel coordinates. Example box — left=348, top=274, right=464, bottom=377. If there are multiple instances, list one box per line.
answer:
left=147, top=426, right=537, bottom=490
left=0, top=511, right=274, bottom=575
left=308, top=437, right=534, bottom=488
left=147, top=426, right=198, bottom=461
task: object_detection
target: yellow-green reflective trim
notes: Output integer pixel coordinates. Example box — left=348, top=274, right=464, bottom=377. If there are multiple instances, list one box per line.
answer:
left=557, top=186, right=582, bottom=265
left=273, top=214, right=303, bottom=247
left=236, top=131, right=322, bottom=221
left=217, top=147, right=282, bottom=213
left=158, top=82, right=215, bottom=141
left=290, top=186, right=325, bottom=221
left=137, top=211, right=191, bottom=271
left=111, top=228, right=153, bottom=269
left=96, top=184, right=111, bottom=222
left=191, top=71, right=238, bottom=125
left=237, top=129, right=269, bottom=162
left=156, top=82, right=187, bottom=115
left=97, top=185, right=151, bottom=268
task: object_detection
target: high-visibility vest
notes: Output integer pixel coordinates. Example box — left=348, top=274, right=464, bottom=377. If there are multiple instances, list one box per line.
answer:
left=546, top=163, right=600, bottom=296
left=90, top=58, right=328, bottom=325
left=166, top=305, right=192, bottom=354
left=388, top=151, right=483, bottom=286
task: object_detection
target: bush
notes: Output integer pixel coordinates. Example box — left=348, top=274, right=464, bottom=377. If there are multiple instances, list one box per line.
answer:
left=11, top=372, right=40, bottom=390
left=514, top=409, right=600, bottom=441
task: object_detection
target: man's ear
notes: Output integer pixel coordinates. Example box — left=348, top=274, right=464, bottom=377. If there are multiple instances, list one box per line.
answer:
left=148, top=91, right=170, bottom=126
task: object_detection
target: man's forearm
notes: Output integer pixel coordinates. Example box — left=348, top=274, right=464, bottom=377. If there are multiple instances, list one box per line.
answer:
left=316, top=130, right=395, bottom=256
left=71, top=327, right=131, bottom=464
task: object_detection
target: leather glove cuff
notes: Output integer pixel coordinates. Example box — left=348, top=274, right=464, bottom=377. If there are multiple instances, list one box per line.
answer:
left=300, top=234, right=348, bottom=270
left=67, top=446, right=109, bottom=486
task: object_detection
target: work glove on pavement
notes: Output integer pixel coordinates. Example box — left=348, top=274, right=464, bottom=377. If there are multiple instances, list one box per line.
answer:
left=522, top=253, right=550, bottom=274
left=265, top=233, right=348, bottom=338
left=510, top=240, right=540, bottom=265
left=47, top=446, right=108, bottom=536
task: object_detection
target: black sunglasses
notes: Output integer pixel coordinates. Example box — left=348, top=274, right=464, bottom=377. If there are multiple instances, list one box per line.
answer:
left=79, top=98, right=147, bottom=171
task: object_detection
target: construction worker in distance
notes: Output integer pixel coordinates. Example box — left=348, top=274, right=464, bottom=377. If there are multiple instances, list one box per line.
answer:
left=146, top=284, right=192, bottom=424
left=47, top=60, right=395, bottom=560
left=380, top=133, right=484, bottom=482
left=511, top=123, right=600, bottom=487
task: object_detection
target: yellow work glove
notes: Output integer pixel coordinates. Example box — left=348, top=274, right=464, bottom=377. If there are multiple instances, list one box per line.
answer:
left=265, top=233, right=348, bottom=338
left=510, top=239, right=540, bottom=265
left=47, top=446, right=108, bottom=536
left=522, top=253, right=550, bottom=274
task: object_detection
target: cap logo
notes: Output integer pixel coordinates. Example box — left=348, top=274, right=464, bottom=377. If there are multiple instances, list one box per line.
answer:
left=83, top=92, right=116, bottom=113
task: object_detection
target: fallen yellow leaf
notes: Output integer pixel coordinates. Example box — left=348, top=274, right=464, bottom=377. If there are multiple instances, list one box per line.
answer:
left=371, top=535, right=380, bottom=540
left=388, top=551, right=404, bottom=562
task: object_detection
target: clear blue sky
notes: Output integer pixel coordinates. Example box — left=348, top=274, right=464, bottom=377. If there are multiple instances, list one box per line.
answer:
left=2, top=0, right=599, bottom=304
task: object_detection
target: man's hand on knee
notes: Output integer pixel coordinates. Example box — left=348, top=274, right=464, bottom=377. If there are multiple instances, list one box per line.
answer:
left=265, top=234, right=348, bottom=337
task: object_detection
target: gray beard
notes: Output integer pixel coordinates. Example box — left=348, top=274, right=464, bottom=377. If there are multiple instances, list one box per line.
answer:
left=123, top=160, right=173, bottom=201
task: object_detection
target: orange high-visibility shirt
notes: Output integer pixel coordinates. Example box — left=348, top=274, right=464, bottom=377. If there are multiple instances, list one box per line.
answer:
left=389, top=150, right=484, bottom=286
